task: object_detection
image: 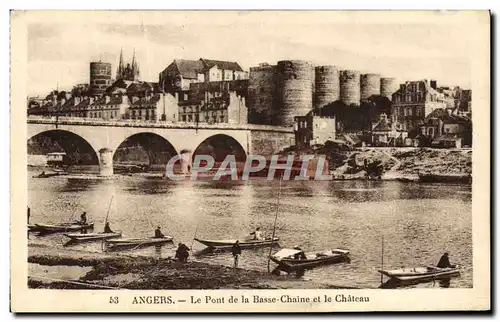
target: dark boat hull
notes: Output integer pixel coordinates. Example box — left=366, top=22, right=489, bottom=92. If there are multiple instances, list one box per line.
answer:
left=64, top=232, right=122, bottom=242
left=105, top=237, right=173, bottom=251
left=35, top=222, right=94, bottom=234
left=379, top=267, right=461, bottom=287
left=194, top=238, right=280, bottom=250
left=418, top=173, right=472, bottom=184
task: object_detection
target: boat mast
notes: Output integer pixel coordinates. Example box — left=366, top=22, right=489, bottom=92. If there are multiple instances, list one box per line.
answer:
left=104, top=195, right=114, bottom=225
left=267, top=176, right=282, bottom=273
left=380, top=236, right=384, bottom=284
left=102, top=196, right=114, bottom=251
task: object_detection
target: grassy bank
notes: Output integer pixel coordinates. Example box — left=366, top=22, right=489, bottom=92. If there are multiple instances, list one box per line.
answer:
left=28, top=245, right=359, bottom=290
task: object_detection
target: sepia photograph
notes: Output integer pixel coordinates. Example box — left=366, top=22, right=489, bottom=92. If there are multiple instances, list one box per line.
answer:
left=10, top=10, right=490, bottom=312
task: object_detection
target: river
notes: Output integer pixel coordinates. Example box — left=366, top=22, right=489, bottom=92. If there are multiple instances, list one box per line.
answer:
left=27, top=170, right=472, bottom=289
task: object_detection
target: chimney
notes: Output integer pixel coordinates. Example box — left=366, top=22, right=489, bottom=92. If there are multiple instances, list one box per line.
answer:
left=430, top=80, right=437, bottom=90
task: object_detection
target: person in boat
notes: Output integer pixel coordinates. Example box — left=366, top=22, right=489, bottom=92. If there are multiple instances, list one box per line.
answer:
left=293, top=246, right=307, bottom=260
left=232, top=240, right=242, bottom=268
left=250, top=227, right=265, bottom=241
left=78, top=212, right=87, bottom=225
left=175, top=243, right=190, bottom=263
left=436, top=252, right=456, bottom=269
left=154, top=226, right=165, bottom=238
left=103, top=222, right=113, bottom=233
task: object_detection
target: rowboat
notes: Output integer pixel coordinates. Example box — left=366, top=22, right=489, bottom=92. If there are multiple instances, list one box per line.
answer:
left=34, top=222, right=94, bottom=234
left=194, top=237, right=280, bottom=250
left=270, top=248, right=350, bottom=272
left=105, top=237, right=173, bottom=250
left=63, top=232, right=122, bottom=242
left=378, top=266, right=460, bottom=285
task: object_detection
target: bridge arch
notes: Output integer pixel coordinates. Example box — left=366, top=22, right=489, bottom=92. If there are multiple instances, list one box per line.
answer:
left=193, top=134, right=247, bottom=162
left=27, top=129, right=99, bottom=166
left=113, top=132, right=178, bottom=172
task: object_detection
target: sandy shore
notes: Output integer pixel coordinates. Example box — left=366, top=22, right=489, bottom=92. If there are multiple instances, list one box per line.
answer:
left=28, top=244, right=359, bottom=290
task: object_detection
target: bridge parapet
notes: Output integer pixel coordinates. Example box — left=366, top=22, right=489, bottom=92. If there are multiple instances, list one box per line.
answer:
left=27, top=116, right=294, bottom=133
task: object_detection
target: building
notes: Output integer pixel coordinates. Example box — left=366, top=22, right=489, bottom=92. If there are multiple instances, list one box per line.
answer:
left=371, top=113, right=408, bottom=146
left=159, top=59, right=205, bottom=93
left=391, top=79, right=448, bottom=134
left=294, top=112, right=336, bottom=147
left=419, top=108, right=472, bottom=148
left=116, top=49, right=140, bottom=81
left=200, top=58, right=248, bottom=82
left=158, top=58, right=248, bottom=93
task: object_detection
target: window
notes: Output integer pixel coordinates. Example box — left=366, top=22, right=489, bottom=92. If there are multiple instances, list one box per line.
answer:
left=182, top=115, right=186, bottom=122
left=145, top=110, right=149, bottom=120
left=138, top=110, right=142, bottom=116
left=98, top=112, right=101, bottom=118
left=132, top=110, right=136, bottom=118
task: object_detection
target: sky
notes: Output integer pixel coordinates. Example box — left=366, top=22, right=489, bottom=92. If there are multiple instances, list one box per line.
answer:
left=27, top=11, right=474, bottom=97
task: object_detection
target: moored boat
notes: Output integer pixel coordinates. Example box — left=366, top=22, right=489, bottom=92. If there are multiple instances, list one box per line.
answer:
left=63, top=231, right=122, bottom=242
left=194, top=237, right=280, bottom=250
left=378, top=266, right=460, bottom=285
left=270, top=248, right=350, bottom=272
left=34, top=222, right=94, bottom=234
left=418, top=172, right=472, bottom=184
left=105, top=236, right=173, bottom=250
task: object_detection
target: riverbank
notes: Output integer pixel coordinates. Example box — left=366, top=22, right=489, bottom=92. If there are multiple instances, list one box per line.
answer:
left=27, top=244, right=359, bottom=290
left=330, top=147, right=472, bottom=181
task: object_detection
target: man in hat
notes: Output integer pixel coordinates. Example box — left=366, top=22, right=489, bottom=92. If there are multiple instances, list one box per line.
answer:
left=154, top=226, right=165, bottom=238
left=436, top=252, right=455, bottom=268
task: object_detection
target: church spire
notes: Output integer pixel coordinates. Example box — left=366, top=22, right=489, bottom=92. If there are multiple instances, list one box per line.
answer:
left=117, top=48, right=124, bottom=78
left=131, top=49, right=140, bottom=80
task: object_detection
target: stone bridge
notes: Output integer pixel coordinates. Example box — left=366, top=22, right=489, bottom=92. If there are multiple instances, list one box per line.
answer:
left=27, top=116, right=295, bottom=175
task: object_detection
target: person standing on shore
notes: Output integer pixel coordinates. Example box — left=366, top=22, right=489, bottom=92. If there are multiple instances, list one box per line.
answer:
left=175, top=243, right=190, bottom=263
left=232, top=240, right=242, bottom=268
left=27, top=207, right=30, bottom=224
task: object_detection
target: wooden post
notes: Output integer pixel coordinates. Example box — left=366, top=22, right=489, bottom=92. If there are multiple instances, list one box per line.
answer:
left=267, top=177, right=282, bottom=273
left=380, top=236, right=384, bottom=284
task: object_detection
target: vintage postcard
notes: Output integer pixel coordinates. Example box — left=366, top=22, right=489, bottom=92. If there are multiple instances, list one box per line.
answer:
left=10, top=10, right=490, bottom=312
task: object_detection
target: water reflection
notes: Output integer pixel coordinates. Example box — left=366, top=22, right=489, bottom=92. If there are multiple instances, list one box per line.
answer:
left=28, top=172, right=472, bottom=288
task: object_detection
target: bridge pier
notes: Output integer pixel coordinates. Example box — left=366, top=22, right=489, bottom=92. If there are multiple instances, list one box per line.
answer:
left=98, top=148, right=114, bottom=177
left=180, top=149, right=192, bottom=174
